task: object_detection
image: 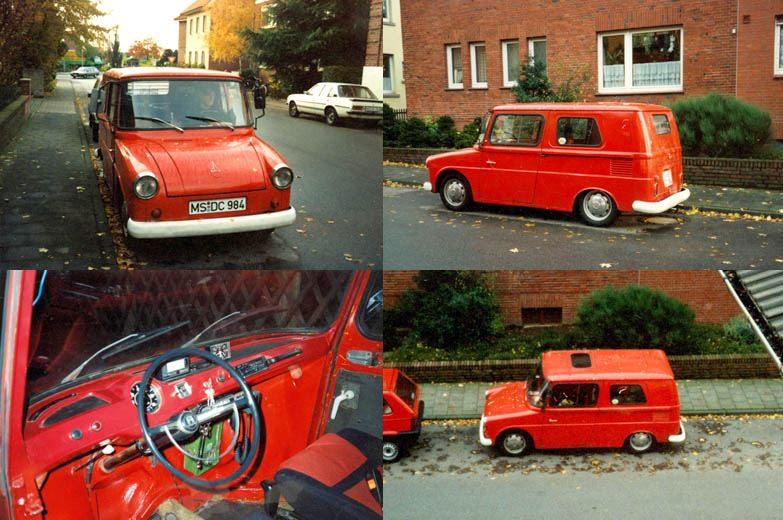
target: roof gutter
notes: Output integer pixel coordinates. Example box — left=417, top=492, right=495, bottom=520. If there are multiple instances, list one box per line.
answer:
left=719, top=270, right=783, bottom=376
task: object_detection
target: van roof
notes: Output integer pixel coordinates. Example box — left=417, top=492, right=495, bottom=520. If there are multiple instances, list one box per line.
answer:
left=492, top=102, right=669, bottom=113
left=542, top=349, right=674, bottom=382
left=101, top=67, right=240, bottom=81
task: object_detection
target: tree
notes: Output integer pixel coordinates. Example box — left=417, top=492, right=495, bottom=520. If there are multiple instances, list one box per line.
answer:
left=127, top=37, right=162, bottom=60
left=157, top=49, right=177, bottom=67
left=512, top=57, right=591, bottom=103
left=207, top=0, right=256, bottom=66
left=242, top=0, right=371, bottom=94
left=110, top=34, right=122, bottom=68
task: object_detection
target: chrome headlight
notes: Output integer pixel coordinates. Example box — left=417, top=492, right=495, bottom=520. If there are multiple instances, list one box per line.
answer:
left=271, top=164, right=293, bottom=190
left=133, top=172, right=159, bottom=199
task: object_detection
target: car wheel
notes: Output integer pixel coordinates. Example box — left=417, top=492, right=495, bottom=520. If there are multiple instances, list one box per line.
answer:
left=325, top=107, right=338, bottom=126
left=577, top=189, right=619, bottom=226
left=383, top=440, right=401, bottom=462
left=498, top=429, right=531, bottom=457
left=439, top=173, right=473, bottom=211
left=288, top=102, right=299, bottom=117
left=627, top=432, right=654, bottom=454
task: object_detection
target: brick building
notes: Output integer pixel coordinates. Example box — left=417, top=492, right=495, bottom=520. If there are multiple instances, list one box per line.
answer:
left=398, top=0, right=783, bottom=138
left=383, top=270, right=743, bottom=326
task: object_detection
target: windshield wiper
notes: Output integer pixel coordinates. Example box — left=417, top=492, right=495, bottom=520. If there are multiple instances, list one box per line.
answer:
left=134, top=116, right=184, bottom=133
left=178, top=304, right=288, bottom=350
left=61, top=320, right=191, bottom=383
left=185, top=115, right=235, bottom=130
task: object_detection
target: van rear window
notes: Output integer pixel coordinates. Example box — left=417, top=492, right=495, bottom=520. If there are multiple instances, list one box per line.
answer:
left=652, top=114, right=672, bottom=135
left=556, top=117, right=601, bottom=146
left=610, top=384, right=647, bottom=405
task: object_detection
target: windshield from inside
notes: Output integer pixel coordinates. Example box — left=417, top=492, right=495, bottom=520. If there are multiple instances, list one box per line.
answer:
left=26, top=271, right=352, bottom=402
left=337, top=85, right=377, bottom=99
left=526, top=362, right=548, bottom=408
left=118, top=79, right=250, bottom=130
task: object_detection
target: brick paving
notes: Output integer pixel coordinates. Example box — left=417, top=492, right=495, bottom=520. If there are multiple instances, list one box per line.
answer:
left=420, top=379, right=783, bottom=420
left=0, top=76, right=114, bottom=269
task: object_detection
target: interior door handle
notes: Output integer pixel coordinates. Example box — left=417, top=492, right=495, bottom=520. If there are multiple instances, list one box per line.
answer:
left=330, top=389, right=355, bottom=420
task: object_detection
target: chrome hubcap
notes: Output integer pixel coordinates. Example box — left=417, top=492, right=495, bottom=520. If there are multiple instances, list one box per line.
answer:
left=630, top=432, right=652, bottom=451
left=382, top=442, right=399, bottom=461
left=584, top=191, right=611, bottom=220
left=503, top=433, right=526, bottom=454
left=444, top=180, right=466, bottom=206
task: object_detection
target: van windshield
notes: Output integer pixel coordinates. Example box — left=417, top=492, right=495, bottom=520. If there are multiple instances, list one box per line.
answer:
left=526, top=363, right=548, bottom=408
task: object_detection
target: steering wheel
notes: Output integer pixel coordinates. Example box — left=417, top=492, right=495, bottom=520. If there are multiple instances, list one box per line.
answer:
left=137, top=348, right=262, bottom=488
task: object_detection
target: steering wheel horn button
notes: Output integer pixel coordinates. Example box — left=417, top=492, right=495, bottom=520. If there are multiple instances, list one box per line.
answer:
left=177, top=410, right=200, bottom=434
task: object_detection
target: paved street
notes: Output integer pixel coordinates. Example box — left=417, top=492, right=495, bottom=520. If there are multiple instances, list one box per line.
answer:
left=384, top=417, right=783, bottom=519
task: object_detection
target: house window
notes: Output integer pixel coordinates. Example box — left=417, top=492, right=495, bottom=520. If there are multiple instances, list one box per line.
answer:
left=189, top=19, right=193, bottom=35
left=598, top=27, right=682, bottom=93
left=521, top=307, right=562, bottom=325
left=383, top=0, right=390, bottom=23
left=201, top=51, right=206, bottom=66
left=203, top=15, right=208, bottom=32
left=383, top=54, right=394, bottom=93
left=528, top=38, right=546, bottom=67
left=776, top=17, right=783, bottom=75
left=470, top=42, right=487, bottom=88
left=188, top=51, right=192, bottom=64
left=501, top=40, right=519, bottom=87
left=196, top=16, right=200, bottom=33
left=446, top=44, right=463, bottom=89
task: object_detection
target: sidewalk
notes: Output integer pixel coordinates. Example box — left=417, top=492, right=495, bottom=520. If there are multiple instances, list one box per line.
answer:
left=383, top=163, right=783, bottom=219
left=0, top=76, right=114, bottom=268
left=420, top=379, right=783, bottom=419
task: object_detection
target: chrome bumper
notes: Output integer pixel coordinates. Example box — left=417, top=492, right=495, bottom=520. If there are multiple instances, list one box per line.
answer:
left=127, top=206, right=296, bottom=239
left=632, top=188, right=691, bottom=214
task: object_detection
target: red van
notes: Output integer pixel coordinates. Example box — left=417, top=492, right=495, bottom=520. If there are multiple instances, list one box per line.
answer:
left=383, top=368, right=424, bottom=462
left=424, top=103, right=690, bottom=226
left=479, top=349, right=685, bottom=456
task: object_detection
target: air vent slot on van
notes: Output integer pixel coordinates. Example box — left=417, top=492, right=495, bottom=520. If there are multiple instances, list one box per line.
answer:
left=610, top=158, right=633, bottom=175
left=571, top=353, right=592, bottom=368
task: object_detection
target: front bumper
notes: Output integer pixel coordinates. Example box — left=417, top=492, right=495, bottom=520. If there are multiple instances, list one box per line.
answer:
left=668, top=420, right=686, bottom=444
left=127, top=206, right=296, bottom=239
left=632, top=188, right=690, bottom=214
left=478, top=416, right=492, bottom=447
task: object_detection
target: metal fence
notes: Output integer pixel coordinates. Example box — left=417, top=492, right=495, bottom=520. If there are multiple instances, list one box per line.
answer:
left=392, top=108, right=407, bottom=121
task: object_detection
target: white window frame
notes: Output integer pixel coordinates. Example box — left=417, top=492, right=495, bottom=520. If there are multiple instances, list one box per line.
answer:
left=446, top=44, right=463, bottom=89
left=501, top=40, right=519, bottom=87
left=528, top=38, right=546, bottom=66
left=383, top=0, right=390, bottom=24
left=470, top=42, right=487, bottom=89
left=383, top=54, right=394, bottom=94
left=597, top=26, right=683, bottom=95
left=775, top=18, right=783, bottom=75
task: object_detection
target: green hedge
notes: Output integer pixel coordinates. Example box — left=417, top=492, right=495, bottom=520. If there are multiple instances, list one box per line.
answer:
left=0, top=84, right=21, bottom=112
left=383, top=103, right=481, bottom=149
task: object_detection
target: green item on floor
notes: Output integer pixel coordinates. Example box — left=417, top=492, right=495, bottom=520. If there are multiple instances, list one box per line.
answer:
left=182, top=422, right=223, bottom=476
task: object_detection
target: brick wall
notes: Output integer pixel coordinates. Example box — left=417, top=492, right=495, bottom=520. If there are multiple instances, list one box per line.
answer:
left=383, top=147, right=783, bottom=190
left=365, top=0, right=382, bottom=67
left=400, top=0, right=738, bottom=128
left=384, top=270, right=743, bottom=325
left=737, top=0, right=783, bottom=139
left=386, top=353, right=780, bottom=382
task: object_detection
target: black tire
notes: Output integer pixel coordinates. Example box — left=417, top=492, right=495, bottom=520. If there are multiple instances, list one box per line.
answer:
left=577, top=189, right=619, bottom=226
left=497, top=429, right=531, bottom=457
left=627, top=432, right=655, bottom=454
left=383, top=439, right=401, bottom=462
left=288, top=102, right=299, bottom=117
left=439, top=173, right=473, bottom=211
left=325, top=106, right=338, bottom=126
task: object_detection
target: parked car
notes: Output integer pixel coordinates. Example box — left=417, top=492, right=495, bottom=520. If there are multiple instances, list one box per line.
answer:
left=383, top=368, right=424, bottom=462
left=479, top=349, right=686, bottom=456
left=95, top=68, right=295, bottom=239
left=286, top=82, right=382, bottom=125
left=424, top=103, right=691, bottom=226
left=71, top=66, right=100, bottom=79
left=0, top=270, right=382, bottom=520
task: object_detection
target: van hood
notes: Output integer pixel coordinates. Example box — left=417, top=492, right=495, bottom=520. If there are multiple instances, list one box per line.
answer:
left=483, top=381, right=531, bottom=418
left=122, top=132, right=270, bottom=196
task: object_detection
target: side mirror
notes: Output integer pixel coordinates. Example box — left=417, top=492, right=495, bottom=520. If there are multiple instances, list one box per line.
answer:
left=253, top=87, right=266, bottom=110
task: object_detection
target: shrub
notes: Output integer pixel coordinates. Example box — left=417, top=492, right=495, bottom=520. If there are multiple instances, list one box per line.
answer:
left=383, top=103, right=401, bottom=146
left=722, top=315, right=757, bottom=345
left=668, top=93, right=773, bottom=158
left=575, top=285, right=695, bottom=355
left=0, top=84, right=21, bottom=111
left=454, top=116, right=483, bottom=148
left=384, top=271, right=504, bottom=352
left=435, top=115, right=457, bottom=148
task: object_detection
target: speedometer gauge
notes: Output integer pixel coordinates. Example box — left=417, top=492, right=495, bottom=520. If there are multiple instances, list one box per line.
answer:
left=130, top=382, right=162, bottom=413
left=208, top=341, right=231, bottom=360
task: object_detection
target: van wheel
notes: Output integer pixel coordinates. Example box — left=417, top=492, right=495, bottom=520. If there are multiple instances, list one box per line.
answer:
left=627, top=432, right=654, bottom=453
left=577, top=189, right=618, bottom=226
left=439, top=173, right=472, bottom=211
left=325, top=107, right=338, bottom=125
left=288, top=102, right=299, bottom=117
left=383, top=440, right=401, bottom=462
left=498, top=430, right=531, bottom=457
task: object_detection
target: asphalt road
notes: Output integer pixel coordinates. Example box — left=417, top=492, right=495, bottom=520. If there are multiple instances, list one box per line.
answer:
left=384, top=417, right=783, bottom=519
left=71, top=75, right=381, bottom=269
left=383, top=186, right=783, bottom=269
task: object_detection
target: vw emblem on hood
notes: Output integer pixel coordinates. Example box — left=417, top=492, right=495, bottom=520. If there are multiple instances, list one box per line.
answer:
left=209, top=160, right=222, bottom=177
left=178, top=410, right=199, bottom=434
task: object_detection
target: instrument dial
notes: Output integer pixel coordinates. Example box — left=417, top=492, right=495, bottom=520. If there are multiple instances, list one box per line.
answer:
left=130, top=382, right=162, bottom=414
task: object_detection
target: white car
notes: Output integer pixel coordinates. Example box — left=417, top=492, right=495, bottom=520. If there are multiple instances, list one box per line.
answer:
left=286, top=82, right=382, bottom=125
left=71, top=66, right=100, bottom=79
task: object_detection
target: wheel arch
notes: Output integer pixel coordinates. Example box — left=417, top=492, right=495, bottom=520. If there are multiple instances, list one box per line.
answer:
left=435, top=168, right=469, bottom=194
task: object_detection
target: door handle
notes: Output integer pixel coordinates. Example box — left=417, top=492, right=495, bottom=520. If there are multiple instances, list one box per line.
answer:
left=485, top=160, right=496, bottom=165
left=548, top=419, right=558, bottom=423
left=330, top=389, right=355, bottom=420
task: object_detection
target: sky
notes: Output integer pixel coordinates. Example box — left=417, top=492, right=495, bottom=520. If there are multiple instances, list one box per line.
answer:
left=95, top=0, right=187, bottom=52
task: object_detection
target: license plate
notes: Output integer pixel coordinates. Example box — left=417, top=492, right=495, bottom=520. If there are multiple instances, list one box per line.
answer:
left=188, top=197, right=246, bottom=215
left=662, top=169, right=672, bottom=187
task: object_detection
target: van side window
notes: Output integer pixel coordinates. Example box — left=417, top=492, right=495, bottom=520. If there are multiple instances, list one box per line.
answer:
left=107, top=83, right=120, bottom=123
left=651, top=114, right=672, bottom=135
left=489, top=114, right=544, bottom=146
left=556, top=117, right=601, bottom=146
left=610, top=384, right=647, bottom=405
left=383, top=399, right=393, bottom=415
left=549, top=383, right=599, bottom=407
